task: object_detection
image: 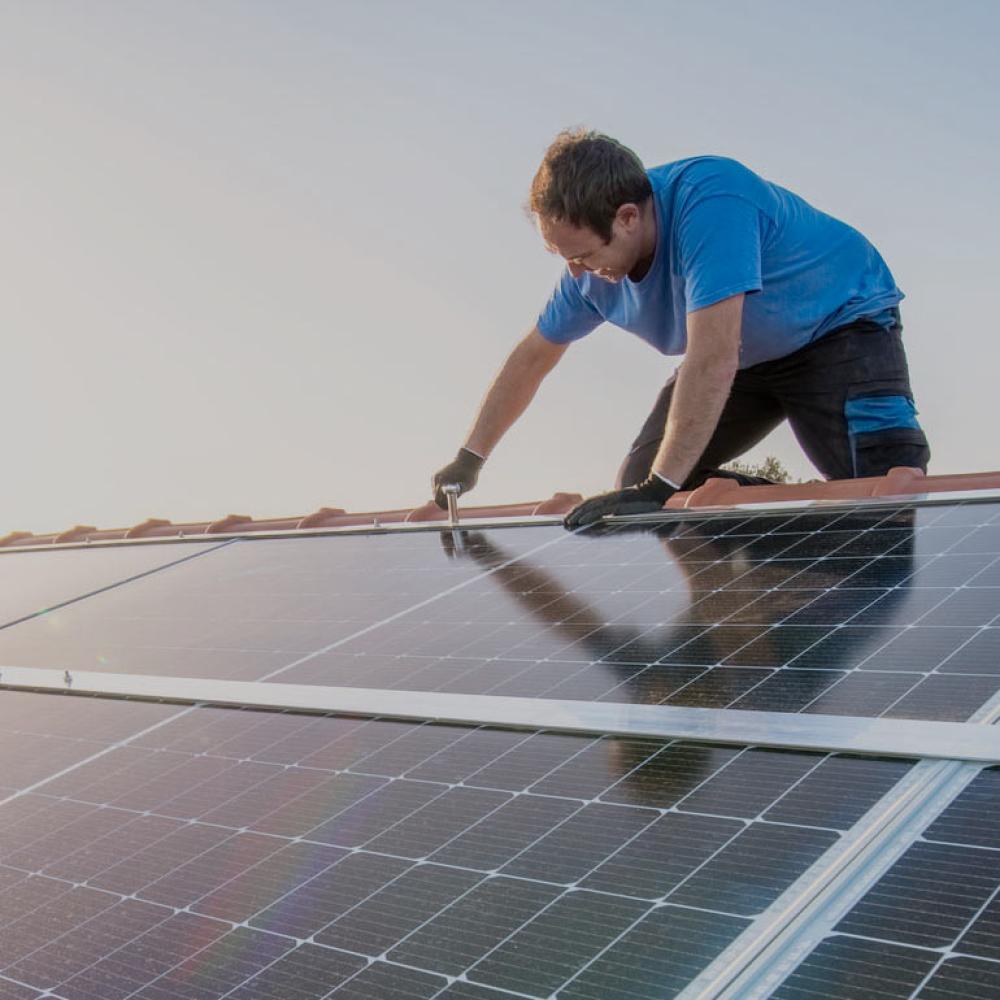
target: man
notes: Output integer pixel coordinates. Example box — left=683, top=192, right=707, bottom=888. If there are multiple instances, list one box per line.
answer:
left=432, top=128, right=929, bottom=528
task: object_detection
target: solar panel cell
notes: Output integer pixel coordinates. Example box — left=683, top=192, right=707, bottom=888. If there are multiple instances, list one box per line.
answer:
left=501, top=802, right=659, bottom=884
left=723, top=625, right=831, bottom=666
left=938, top=628, right=1000, bottom=674
left=5, top=898, right=169, bottom=990
left=225, top=945, right=364, bottom=1000
left=558, top=905, right=750, bottom=1000
left=460, top=732, right=598, bottom=792
left=130, top=925, right=294, bottom=1000
left=190, top=841, right=345, bottom=923
left=599, top=741, right=741, bottom=807
left=731, top=668, right=845, bottom=711
left=664, top=666, right=774, bottom=707
left=468, top=889, right=649, bottom=996
left=430, top=794, right=581, bottom=871
left=365, top=786, right=511, bottom=859
left=386, top=877, right=560, bottom=975
left=835, top=840, right=1000, bottom=948
left=250, top=851, right=411, bottom=938
left=924, top=766, right=1000, bottom=849
left=668, top=822, right=839, bottom=915
left=882, top=674, right=1000, bottom=721
left=763, top=755, right=913, bottom=829
left=857, top=626, right=979, bottom=672
left=917, top=957, right=1000, bottom=1000
left=49, top=910, right=231, bottom=1000
left=581, top=811, right=743, bottom=898
left=0, top=980, right=43, bottom=1000
left=770, top=934, right=940, bottom=999
left=325, top=961, right=447, bottom=999
left=86, top=821, right=232, bottom=896
left=957, top=896, right=1000, bottom=962
left=800, top=671, right=922, bottom=715
left=528, top=736, right=668, bottom=799
left=663, top=624, right=766, bottom=662
left=790, top=625, right=900, bottom=670
left=676, top=748, right=822, bottom=817
left=436, top=984, right=521, bottom=1000
left=312, top=863, right=481, bottom=956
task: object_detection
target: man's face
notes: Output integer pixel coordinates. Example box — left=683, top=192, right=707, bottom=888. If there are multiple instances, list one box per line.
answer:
left=539, top=204, right=644, bottom=282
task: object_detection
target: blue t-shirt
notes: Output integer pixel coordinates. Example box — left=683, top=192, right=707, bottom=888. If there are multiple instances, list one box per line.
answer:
left=537, top=157, right=903, bottom=369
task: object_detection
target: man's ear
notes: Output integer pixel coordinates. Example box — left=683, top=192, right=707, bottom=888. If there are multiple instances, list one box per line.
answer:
left=615, top=202, right=640, bottom=231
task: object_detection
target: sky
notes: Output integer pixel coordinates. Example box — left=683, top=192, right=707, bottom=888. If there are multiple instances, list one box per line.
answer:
left=1, top=0, right=998, bottom=535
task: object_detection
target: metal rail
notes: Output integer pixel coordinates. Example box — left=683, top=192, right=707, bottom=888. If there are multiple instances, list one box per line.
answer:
left=1, top=667, right=999, bottom=763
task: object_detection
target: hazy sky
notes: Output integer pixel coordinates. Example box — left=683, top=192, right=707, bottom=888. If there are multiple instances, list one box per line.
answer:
left=2, top=1, right=997, bottom=535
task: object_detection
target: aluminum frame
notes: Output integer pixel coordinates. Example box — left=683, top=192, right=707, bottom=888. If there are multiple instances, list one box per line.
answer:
left=1, top=488, right=998, bottom=555
left=2, top=667, right=999, bottom=763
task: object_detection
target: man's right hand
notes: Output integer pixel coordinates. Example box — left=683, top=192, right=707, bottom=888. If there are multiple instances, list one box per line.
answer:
left=432, top=448, right=485, bottom=509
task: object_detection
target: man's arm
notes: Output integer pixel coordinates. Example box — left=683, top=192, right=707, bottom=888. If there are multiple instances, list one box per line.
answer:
left=649, top=292, right=744, bottom=486
left=463, top=326, right=569, bottom=458
left=432, top=327, right=568, bottom=506
left=563, top=294, right=743, bottom=528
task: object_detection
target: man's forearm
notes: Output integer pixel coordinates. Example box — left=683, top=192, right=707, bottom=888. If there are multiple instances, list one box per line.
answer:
left=648, top=293, right=744, bottom=488
left=650, top=357, right=738, bottom=487
left=464, top=329, right=568, bottom=458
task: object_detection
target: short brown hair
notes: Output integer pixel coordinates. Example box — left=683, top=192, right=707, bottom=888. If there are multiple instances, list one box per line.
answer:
left=529, top=128, right=652, bottom=242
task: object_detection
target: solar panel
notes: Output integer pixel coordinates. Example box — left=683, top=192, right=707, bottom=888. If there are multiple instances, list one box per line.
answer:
left=259, top=501, right=1000, bottom=723
left=0, top=541, right=225, bottom=629
left=0, top=528, right=556, bottom=680
left=1, top=503, right=997, bottom=724
left=0, top=691, right=919, bottom=999
left=0, top=497, right=998, bottom=999
left=771, top=765, right=1000, bottom=1000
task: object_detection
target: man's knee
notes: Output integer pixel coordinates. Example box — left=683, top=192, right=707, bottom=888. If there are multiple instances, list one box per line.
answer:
left=850, top=428, right=930, bottom=477
left=845, top=394, right=930, bottom=478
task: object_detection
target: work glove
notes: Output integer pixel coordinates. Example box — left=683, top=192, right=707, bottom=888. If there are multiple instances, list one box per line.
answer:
left=564, top=474, right=677, bottom=530
left=432, top=447, right=485, bottom=509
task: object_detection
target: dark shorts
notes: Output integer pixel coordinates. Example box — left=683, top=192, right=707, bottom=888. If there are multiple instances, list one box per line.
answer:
left=616, top=312, right=931, bottom=489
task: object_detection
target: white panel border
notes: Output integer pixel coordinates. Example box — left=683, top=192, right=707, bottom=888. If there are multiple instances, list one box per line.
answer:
left=2, top=666, right=999, bottom=763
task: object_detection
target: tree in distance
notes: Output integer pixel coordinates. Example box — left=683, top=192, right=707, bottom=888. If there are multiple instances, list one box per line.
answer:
left=721, top=454, right=799, bottom=483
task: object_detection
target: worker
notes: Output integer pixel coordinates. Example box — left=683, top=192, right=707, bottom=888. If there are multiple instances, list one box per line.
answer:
left=432, top=128, right=929, bottom=528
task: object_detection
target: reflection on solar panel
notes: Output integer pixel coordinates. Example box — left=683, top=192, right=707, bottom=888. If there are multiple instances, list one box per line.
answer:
left=0, top=528, right=557, bottom=680
left=0, top=497, right=998, bottom=998
left=264, top=502, right=999, bottom=722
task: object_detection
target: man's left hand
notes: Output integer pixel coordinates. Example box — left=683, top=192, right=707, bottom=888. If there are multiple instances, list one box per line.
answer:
left=564, top=474, right=677, bottom=529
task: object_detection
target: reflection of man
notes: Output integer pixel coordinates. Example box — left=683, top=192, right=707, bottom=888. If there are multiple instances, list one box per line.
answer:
left=443, top=511, right=916, bottom=708
left=432, top=129, right=929, bottom=528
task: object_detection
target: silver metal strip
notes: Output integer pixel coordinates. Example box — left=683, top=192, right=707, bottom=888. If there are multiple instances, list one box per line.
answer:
left=715, top=759, right=984, bottom=1000
left=1, top=667, right=999, bottom=762
left=678, top=685, right=1000, bottom=999
left=676, top=758, right=962, bottom=1000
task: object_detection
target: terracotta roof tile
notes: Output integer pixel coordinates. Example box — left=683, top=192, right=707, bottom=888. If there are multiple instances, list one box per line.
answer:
left=1, top=470, right=998, bottom=550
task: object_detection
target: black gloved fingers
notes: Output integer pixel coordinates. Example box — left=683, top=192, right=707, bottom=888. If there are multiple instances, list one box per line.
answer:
left=564, top=476, right=678, bottom=530
left=432, top=448, right=485, bottom=509
left=563, top=494, right=614, bottom=530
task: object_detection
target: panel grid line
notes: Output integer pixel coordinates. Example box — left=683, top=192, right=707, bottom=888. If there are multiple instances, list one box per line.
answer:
left=0, top=539, right=238, bottom=633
